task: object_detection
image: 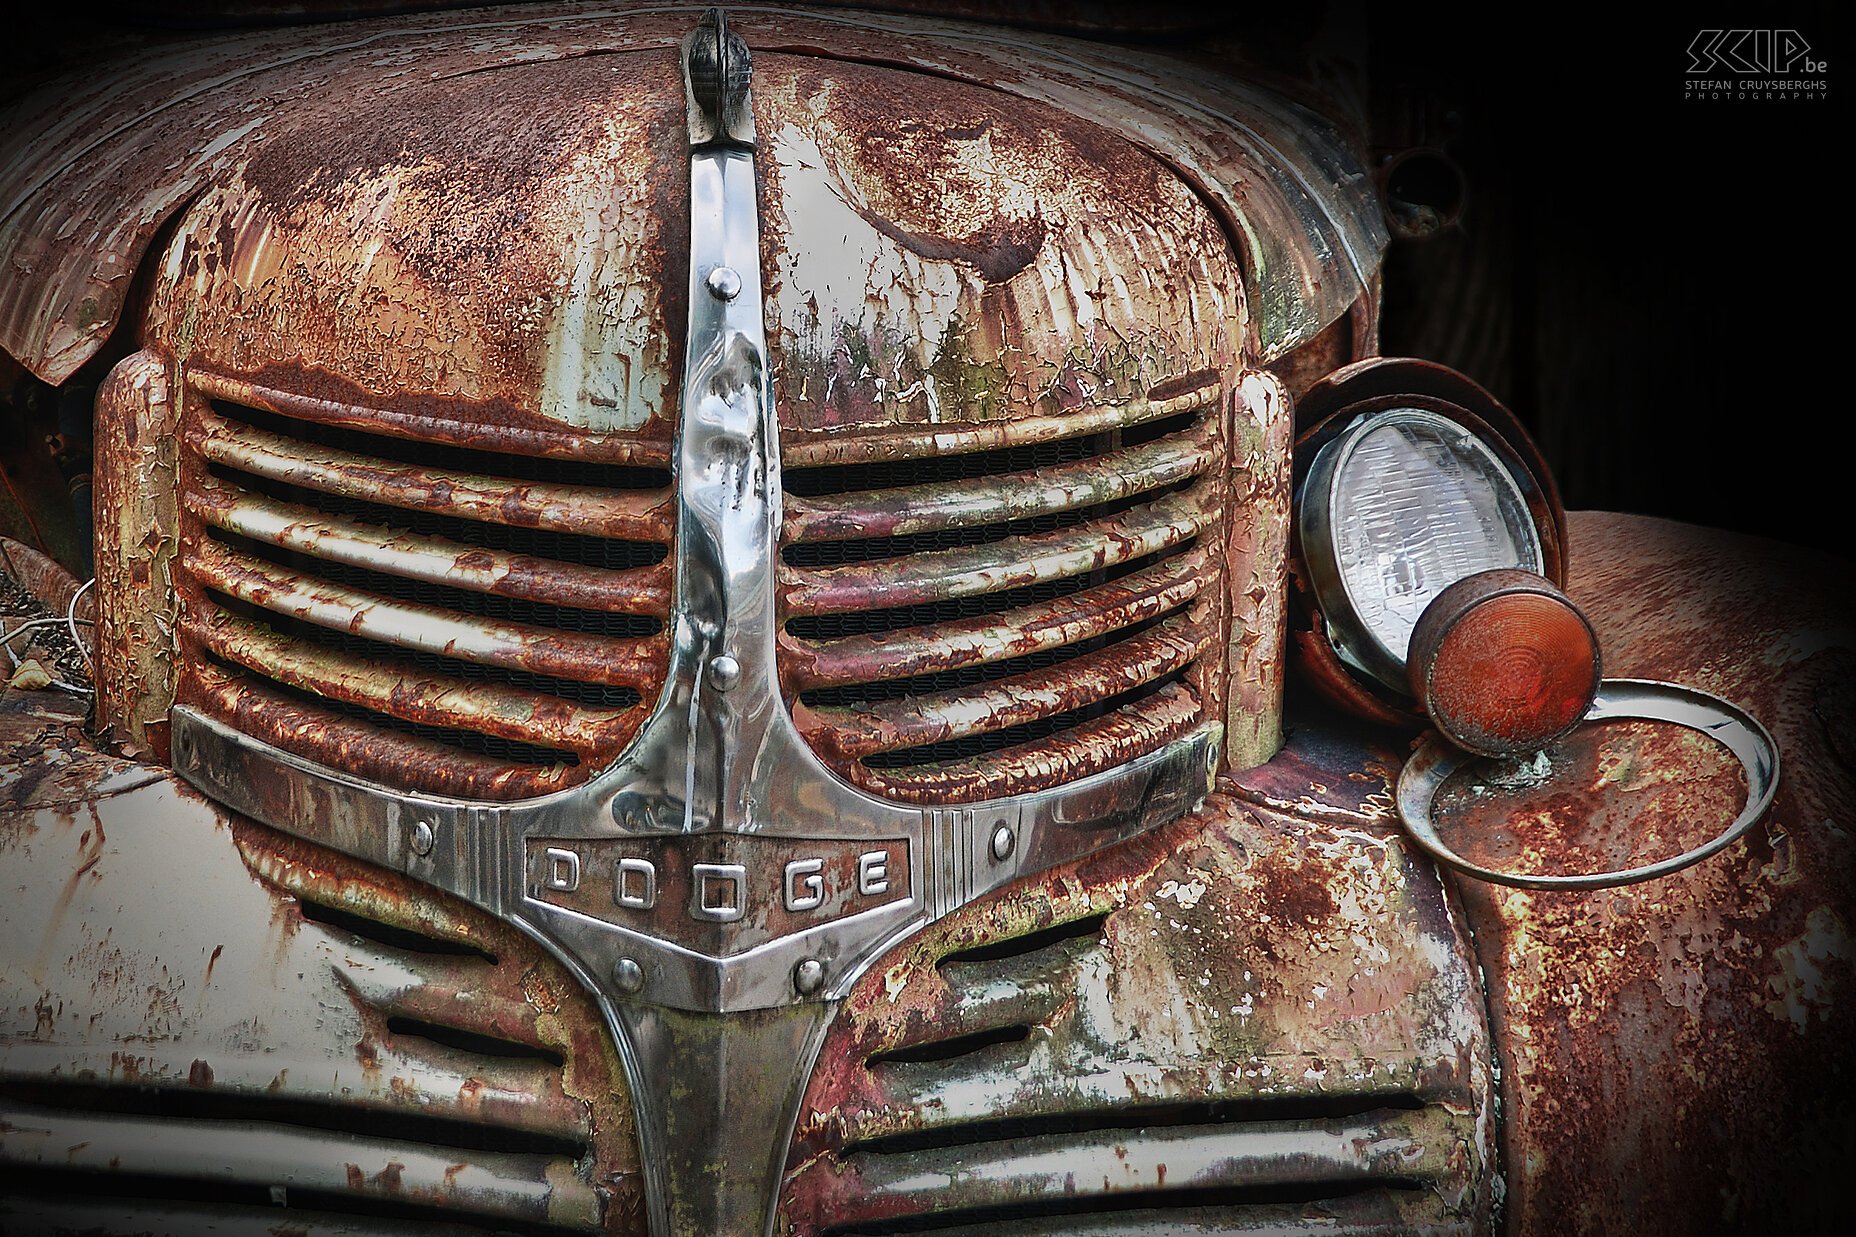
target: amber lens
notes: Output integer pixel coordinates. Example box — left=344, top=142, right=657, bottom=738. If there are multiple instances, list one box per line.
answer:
left=1422, top=591, right=1599, bottom=756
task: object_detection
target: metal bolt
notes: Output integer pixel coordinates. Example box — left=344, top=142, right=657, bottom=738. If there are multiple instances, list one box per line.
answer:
left=612, top=957, right=645, bottom=994
left=706, top=266, right=741, bottom=301
left=707, top=653, right=741, bottom=692
left=990, top=823, right=1016, bottom=862
left=793, top=957, right=825, bottom=996
left=410, top=820, right=435, bottom=857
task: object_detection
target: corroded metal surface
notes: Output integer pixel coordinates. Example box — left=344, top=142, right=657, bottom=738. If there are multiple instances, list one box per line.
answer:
left=142, top=49, right=690, bottom=441
left=782, top=791, right=1495, bottom=1234
left=1444, top=512, right=1856, bottom=1234
left=92, top=350, right=179, bottom=756
left=0, top=760, right=643, bottom=1231
left=0, top=3, right=1381, bottom=389
left=753, top=54, right=1246, bottom=436
left=1226, top=707, right=1405, bottom=827
left=1224, top=368, right=1294, bottom=769
left=169, top=376, right=674, bottom=797
left=192, top=403, right=673, bottom=544
left=754, top=51, right=1267, bottom=795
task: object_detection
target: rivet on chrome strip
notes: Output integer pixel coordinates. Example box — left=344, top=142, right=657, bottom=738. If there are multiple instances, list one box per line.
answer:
left=613, top=957, right=645, bottom=994
left=990, top=823, right=1016, bottom=862
left=705, top=265, right=741, bottom=300
left=409, top=820, right=435, bottom=856
left=793, top=958, right=825, bottom=995
left=707, top=653, right=741, bottom=692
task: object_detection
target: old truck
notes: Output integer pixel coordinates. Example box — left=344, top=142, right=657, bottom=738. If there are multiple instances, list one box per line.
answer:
left=1, top=4, right=1849, bottom=1235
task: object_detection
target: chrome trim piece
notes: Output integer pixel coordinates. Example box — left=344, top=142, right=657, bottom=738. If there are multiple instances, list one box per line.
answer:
left=1396, top=678, right=1780, bottom=890
left=173, top=707, right=1215, bottom=1009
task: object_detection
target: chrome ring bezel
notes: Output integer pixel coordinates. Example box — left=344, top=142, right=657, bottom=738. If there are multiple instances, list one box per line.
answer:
left=1395, top=678, right=1780, bottom=890
left=1298, top=405, right=1544, bottom=693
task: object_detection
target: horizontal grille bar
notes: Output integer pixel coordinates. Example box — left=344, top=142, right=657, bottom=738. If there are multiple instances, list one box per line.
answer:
left=780, top=378, right=1219, bottom=469
left=782, top=481, right=1216, bottom=615
left=801, top=614, right=1206, bottom=760
left=0, top=1101, right=598, bottom=1230
left=192, top=540, right=656, bottom=691
left=785, top=426, right=1211, bottom=543
left=831, top=1109, right=1449, bottom=1218
left=191, top=479, right=668, bottom=618
left=186, top=606, right=634, bottom=753
left=817, top=1195, right=1468, bottom=1237
left=188, top=663, right=582, bottom=798
left=851, top=681, right=1202, bottom=799
left=783, top=548, right=1209, bottom=690
left=194, top=404, right=672, bottom=540
left=191, top=369, right=672, bottom=466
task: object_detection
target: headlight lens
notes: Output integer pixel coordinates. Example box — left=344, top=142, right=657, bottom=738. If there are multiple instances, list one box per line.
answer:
left=1300, top=406, right=1544, bottom=691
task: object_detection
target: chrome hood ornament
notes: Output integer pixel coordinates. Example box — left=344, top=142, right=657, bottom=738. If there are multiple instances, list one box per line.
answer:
left=172, top=10, right=1218, bottom=1232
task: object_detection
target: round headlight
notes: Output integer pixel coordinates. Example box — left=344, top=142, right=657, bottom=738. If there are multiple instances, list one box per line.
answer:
left=1299, top=406, right=1544, bottom=692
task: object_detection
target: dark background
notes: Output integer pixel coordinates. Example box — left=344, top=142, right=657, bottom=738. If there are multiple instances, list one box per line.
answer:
left=1368, top=3, right=1840, bottom=557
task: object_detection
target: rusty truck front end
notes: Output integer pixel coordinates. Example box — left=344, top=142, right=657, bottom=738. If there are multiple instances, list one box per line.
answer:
left=2, top=5, right=1850, bottom=1235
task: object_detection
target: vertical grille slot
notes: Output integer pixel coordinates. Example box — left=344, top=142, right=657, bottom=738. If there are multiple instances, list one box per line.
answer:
left=778, top=379, right=1228, bottom=802
left=174, top=380, right=675, bottom=800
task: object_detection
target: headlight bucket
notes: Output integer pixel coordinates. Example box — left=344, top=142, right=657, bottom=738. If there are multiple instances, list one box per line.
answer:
left=1288, top=357, right=1567, bottom=727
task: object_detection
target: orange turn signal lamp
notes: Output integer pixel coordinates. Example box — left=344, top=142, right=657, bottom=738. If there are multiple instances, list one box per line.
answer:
left=1407, top=569, right=1601, bottom=757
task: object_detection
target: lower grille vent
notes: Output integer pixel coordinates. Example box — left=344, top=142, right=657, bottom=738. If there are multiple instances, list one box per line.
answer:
left=1, top=829, right=644, bottom=1234
left=782, top=812, right=1490, bottom=1237
left=777, top=378, right=1229, bottom=802
left=174, top=377, right=675, bottom=799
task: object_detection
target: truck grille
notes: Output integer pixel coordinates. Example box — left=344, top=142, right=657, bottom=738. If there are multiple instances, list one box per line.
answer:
left=174, top=374, right=674, bottom=800
left=777, top=374, right=1228, bottom=803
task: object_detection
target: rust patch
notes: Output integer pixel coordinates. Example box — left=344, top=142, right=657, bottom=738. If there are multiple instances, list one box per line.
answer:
left=783, top=792, right=1493, bottom=1231
left=1454, top=513, right=1856, bottom=1235
left=756, top=52, right=1248, bottom=436
left=228, top=812, right=643, bottom=1223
